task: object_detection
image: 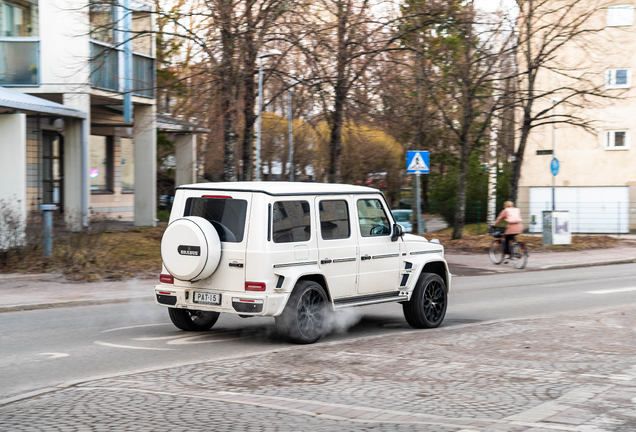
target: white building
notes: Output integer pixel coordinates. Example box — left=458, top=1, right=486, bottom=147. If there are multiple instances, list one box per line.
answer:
left=518, top=2, right=636, bottom=233
left=0, top=0, right=201, bottom=229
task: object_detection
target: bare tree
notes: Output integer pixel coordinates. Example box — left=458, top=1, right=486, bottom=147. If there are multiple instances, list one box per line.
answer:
left=508, top=0, right=625, bottom=203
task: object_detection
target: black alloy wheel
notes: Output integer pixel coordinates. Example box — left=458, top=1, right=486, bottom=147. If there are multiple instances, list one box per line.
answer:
left=276, top=281, right=328, bottom=344
left=403, top=272, right=447, bottom=329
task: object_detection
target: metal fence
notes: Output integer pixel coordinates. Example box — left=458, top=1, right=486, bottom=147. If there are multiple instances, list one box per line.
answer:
left=424, top=200, right=634, bottom=234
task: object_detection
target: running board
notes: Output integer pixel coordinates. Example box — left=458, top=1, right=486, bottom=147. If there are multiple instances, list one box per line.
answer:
left=333, top=291, right=408, bottom=310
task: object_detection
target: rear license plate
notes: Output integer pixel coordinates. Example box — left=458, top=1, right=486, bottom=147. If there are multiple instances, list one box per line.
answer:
left=193, top=292, right=222, bottom=305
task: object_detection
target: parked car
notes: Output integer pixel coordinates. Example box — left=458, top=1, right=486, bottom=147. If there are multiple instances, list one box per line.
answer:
left=156, top=182, right=450, bottom=344
left=392, top=209, right=413, bottom=233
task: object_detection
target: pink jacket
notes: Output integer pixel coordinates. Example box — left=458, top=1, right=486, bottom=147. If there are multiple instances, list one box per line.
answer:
left=494, top=207, right=523, bottom=235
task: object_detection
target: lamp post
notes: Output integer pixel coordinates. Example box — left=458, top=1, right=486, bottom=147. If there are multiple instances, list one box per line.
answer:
left=255, top=49, right=281, bottom=181
left=550, top=97, right=561, bottom=211
left=286, top=79, right=299, bottom=182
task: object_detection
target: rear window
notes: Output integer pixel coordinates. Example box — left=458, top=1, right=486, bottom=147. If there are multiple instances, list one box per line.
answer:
left=184, top=197, right=248, bottom=242
left=272, top=200, right=311, bottom=243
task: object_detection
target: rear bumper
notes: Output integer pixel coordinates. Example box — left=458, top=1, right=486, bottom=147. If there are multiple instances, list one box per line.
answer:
left=153, top=285, right=289, bottom=317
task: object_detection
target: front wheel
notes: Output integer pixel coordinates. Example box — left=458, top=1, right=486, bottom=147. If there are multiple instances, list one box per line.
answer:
left=489, top=239, right=504, bottom=264
left=403, top=272, right=447, bottom=329
left=168, top=308, right=220, bottom=331
left=275, top=281, right=328, bottom=344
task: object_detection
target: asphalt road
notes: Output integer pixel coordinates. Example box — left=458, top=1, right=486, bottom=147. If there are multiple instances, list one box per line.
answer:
left=2, top=263, right=636, bottom=401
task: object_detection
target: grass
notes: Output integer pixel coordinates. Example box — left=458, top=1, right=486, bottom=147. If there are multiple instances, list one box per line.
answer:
left=0, top=226, right=166, bottom=281
left=430, top=223, right=629, bottom=254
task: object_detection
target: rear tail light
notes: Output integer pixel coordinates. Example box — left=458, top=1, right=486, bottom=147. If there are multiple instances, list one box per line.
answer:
left=160, top=274, right=174, bottom=284
left=245, top=282, right=266, bottom=291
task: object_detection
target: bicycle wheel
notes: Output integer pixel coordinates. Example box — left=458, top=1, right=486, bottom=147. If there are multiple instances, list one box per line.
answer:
left=489, top=239, right=504, bottom=264
left=511, top=243, right=528, bottom=269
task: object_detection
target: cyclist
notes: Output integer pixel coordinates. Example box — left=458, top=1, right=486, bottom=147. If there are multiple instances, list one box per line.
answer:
left=493, top=201, right=523, bottom=263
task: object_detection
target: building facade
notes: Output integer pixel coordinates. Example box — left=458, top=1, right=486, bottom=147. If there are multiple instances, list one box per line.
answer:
left=0, top=0, right=161, bottom=227
left=518, top=2, right=636, bottom=233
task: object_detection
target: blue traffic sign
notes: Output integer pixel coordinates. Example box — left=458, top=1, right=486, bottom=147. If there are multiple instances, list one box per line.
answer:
left=406, top=151, right=430, bottom=174
left=550, top=157, right=559, bottom=176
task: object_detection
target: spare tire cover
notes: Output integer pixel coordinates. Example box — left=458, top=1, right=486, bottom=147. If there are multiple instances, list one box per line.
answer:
left=161, top=216, right=221, bottom=281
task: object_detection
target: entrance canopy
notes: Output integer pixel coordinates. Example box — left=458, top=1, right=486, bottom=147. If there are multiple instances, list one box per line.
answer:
left=0, top=87, right=86, bottom=118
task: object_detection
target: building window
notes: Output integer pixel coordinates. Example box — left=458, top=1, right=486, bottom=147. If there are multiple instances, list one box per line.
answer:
left=120, top=138, right=134, bottom=191
left=605, top=68, right=631, bottom=89
left=89, top=3, right=115, bottom=44
left=90, top=135, right=113, bottom=192
left=1, top=0, right=38, bottom=36
left=607, top=5, right=634, bottom=27
left=0, top=0, right=39, bottom=86
left=605, top=130, right=630, bottom=150
left=272, top=201, right=311, bottom=243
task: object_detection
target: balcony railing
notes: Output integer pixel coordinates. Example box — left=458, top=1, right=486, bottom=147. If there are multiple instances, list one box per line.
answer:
left=90, top=42, right=119, bottom=92
left=132, top=54, right=154, bottom=98
left=0, top=39, right=39, bottom=86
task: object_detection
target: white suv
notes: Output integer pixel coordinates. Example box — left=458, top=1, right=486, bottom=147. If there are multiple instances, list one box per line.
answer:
left=155, top=182, right=450, bottom=344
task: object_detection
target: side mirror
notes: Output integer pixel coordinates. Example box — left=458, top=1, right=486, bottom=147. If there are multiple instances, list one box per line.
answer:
left=430, top=239, right=440, bottom=245
left=391, top=224, right=404, bottom=242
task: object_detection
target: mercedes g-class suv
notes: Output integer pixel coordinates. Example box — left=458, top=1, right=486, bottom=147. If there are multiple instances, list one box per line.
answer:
left=155, top=182, right=450, bottom=344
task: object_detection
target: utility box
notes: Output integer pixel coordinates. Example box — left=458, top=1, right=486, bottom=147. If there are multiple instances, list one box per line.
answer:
left=542, top=210, right=571, bottom=246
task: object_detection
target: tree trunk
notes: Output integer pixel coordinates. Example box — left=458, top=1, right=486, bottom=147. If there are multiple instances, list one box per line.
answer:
left=509, top=110, right=532, bottom=204
left=452, top=142, right=470, bottom=240
left=220, top=2, right=236, bottom=182
left=328, top=1, right=347, bottom=184
left=240, top=30, right=256, bottom=181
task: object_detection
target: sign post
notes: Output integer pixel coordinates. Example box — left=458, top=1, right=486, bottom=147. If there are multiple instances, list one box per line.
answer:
left=406, top=151, right=430, bottom=235
left=551, top=157, right=559, bottom=211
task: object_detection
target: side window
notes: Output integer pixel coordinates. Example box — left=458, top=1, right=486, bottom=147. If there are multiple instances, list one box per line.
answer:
left=319, top=200, right=350, bottom=240
left=273, top=200, right=311, bottom=243
left=357, top=199, right=391, bottom=237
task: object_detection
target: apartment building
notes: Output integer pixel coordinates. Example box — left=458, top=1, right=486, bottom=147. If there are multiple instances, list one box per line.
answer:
left=518, top=2, right=636, bottom=233
left=0, top=0, right=202, bottom=229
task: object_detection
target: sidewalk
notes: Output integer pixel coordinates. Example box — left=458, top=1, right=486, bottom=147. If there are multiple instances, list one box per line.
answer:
left=0, top=274, right=154, bottom=313
left=446, top=245, right=636, bottom=276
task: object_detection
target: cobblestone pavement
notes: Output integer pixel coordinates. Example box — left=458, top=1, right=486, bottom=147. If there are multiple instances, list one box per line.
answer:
left=2, top=307, right=636, bottom=431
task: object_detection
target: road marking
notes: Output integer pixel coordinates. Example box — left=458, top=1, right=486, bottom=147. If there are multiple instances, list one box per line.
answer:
left=94, top=341, right=175, bottom=351
left=101, top=323, right=173, bottom=333
left=38, top=353, right=69, bottom=359
left=166, top=335, right=245, bottom=345
left=587, top=287, right=636, bottom=294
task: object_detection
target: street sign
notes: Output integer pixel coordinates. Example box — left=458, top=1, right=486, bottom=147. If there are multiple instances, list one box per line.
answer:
left=550, top=157, right=559, bottom=176
left=406, top=151, right=430, bottom=174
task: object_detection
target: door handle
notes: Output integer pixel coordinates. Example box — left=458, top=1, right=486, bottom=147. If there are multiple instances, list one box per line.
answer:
left=361, top=255, right=371, bottom=261
left=320, top=259, right=332, bottom=265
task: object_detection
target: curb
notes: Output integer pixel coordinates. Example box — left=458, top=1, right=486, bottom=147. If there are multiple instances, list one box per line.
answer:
left=539, top=257, right=636, bottom=270
left=0, top=295, right=151, bottom=313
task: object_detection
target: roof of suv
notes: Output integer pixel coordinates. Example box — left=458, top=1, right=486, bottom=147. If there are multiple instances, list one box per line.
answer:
left=177, top=181, right=381, bottom=196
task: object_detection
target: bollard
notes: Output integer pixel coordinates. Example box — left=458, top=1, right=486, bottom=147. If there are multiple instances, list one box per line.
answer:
left=40, top=204, right=57, bottom=257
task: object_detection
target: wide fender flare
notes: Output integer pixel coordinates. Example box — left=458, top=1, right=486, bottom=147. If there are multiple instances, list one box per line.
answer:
left=404, top=255, right=451, bottom=294
left=272, top=265, right=332, bottom=300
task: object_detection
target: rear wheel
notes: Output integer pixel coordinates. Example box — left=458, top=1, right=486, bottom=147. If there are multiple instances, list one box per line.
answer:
left=511, top=243, right=528, bottom=269
left=403, top=272, right=447, bottom=329
left=276, top=281, right=328, bottom=344
left=489, top=239, right=504, bottom=264
left=168, top=308, right=220, bottom=331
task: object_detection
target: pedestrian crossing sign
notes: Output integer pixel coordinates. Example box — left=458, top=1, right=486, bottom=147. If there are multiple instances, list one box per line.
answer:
left=406, top=151, right=430, bottom=174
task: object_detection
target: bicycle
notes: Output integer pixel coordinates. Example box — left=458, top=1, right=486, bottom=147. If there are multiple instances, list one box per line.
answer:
left=488, top=226, right=529, bottom=269
left=488, top=226, right=506, bottom=264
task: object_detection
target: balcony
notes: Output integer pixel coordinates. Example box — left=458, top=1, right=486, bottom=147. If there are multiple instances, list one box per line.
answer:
left=0, top=39, right=39, bottom=86
left=132, top=54, right=154, bottom=98
left=90, top=42, right=119, bottom=92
